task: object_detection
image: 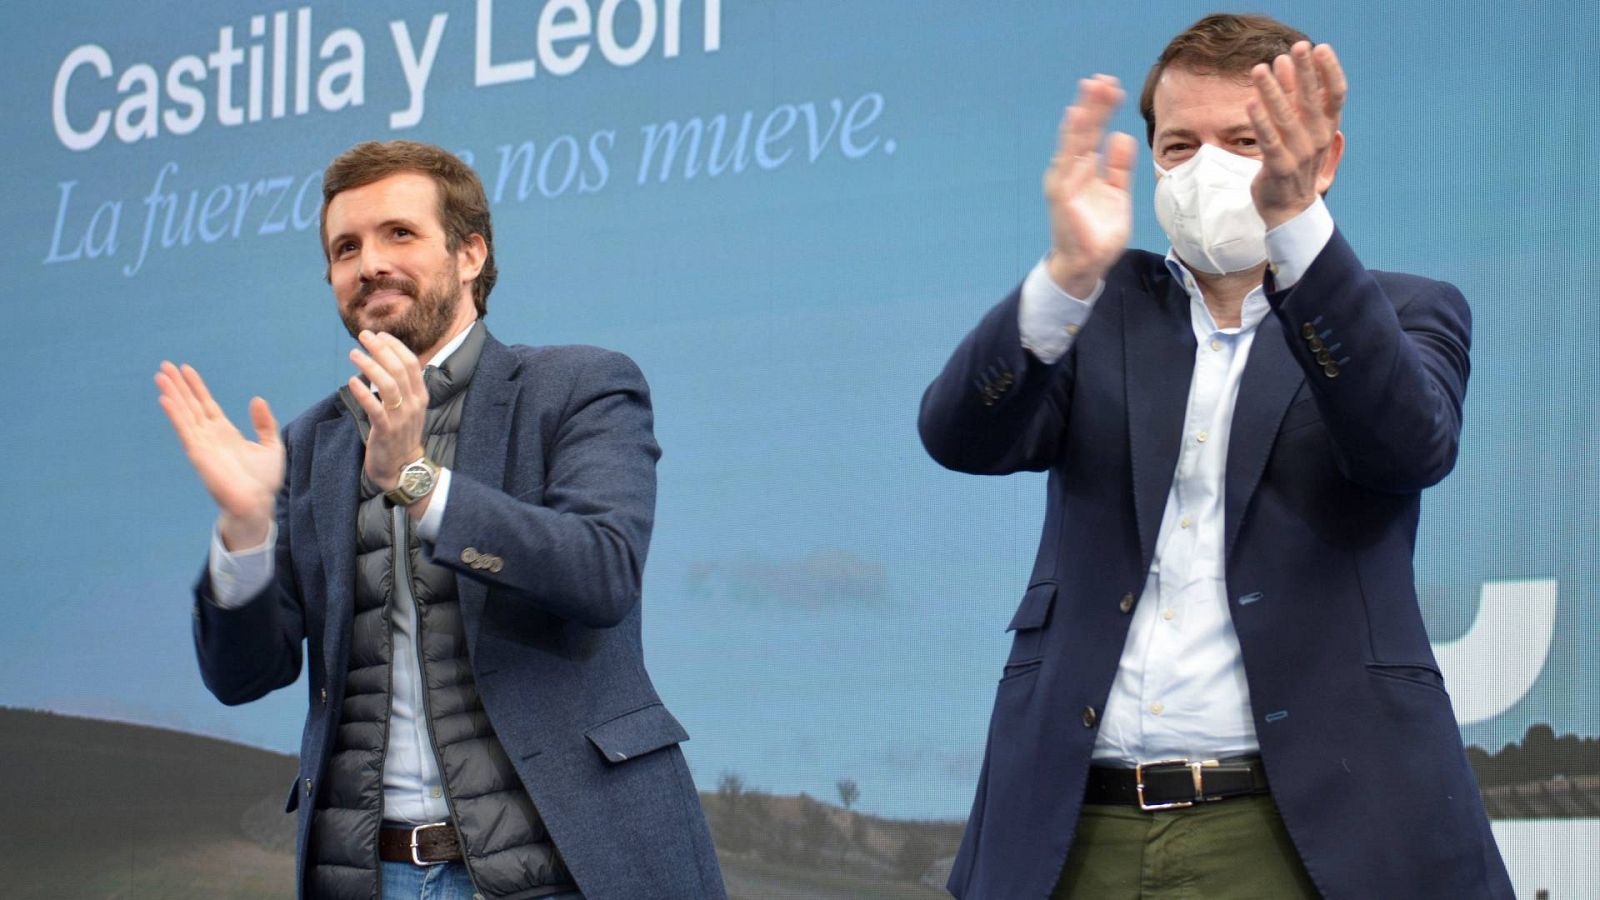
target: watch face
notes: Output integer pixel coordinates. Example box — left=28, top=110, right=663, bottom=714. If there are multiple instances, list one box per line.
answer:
left=400, top=463, right=435, bottom=496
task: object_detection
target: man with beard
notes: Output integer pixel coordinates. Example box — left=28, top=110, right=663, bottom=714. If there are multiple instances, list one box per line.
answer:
left=156, top=140, right=726, bottom=900
left=918, top=13, right=1510, bottom=900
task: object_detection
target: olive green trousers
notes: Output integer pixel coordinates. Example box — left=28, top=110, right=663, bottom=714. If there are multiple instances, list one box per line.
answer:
left=1051, top=795, right=1321, bottom=899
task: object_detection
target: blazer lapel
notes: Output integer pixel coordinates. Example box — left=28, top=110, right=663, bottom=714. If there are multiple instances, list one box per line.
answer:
left=451, top=332, right=521, bottom=658
left=1124, top=276, right=1197, bottom=573
left=311, top=413, right=363, bottom=683
left=1224, top=313, right=1304, bottom=563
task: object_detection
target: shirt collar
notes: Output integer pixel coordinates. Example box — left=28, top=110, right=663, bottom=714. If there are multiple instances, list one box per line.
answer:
left=422, top=319, right=479, bottom=370
left=1163, top=251, right=1272, bottom=335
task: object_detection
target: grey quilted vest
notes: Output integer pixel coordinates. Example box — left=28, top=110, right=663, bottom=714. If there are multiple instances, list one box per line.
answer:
left=306, top=322, right=574, bottom=899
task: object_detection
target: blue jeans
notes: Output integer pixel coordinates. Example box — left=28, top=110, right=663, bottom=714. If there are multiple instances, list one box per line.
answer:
left=380, top=861, right=583, bottom=900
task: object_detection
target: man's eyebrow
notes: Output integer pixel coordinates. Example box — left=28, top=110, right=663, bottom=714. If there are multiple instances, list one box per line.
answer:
left=1155, top=123, right=1255, bottom=143
left=1155, top=126, right=1201, bottom=144
left=327, top=218, right=425, bottom=251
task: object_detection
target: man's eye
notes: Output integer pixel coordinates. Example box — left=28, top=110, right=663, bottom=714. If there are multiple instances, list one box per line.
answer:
left=336, top=242, right=357, bottom=256
left=393, top=227, right=412, bottom=238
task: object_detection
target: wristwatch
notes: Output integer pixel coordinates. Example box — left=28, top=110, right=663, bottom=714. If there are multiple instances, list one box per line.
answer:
left=385, top=455, right=440, bottom=506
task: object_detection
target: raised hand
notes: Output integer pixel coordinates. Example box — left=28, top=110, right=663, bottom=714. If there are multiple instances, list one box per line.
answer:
left=155, top=362, right=283, bottom=549
left=1044, top=74, right=1138, bottom=298
left=1247, top=41, right=1347, bottom=229
left=346, top=330, right=427, bottom=494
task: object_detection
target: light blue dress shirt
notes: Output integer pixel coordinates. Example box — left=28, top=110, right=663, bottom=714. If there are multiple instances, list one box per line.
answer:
left=1017, top=198, right=1334, bottom=765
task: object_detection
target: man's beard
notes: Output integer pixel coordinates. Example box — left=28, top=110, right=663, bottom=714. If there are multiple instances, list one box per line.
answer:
left=339, top=265, right=460, bottom=356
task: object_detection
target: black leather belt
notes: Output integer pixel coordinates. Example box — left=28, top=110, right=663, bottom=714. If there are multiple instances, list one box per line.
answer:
left=379, top=822, right=463, bottom=865
left=1084, top=756, right=1270, bottom=811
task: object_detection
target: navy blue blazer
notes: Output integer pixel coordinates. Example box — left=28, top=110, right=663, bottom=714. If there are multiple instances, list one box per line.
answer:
left=919, top=232, right=1512, bottom=899
left=193, top=332, right=727, bottom=900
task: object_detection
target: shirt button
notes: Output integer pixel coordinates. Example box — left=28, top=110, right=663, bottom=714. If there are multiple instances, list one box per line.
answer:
left=1209, top=339, right=1222, bottom=351
left=430, top=787, right=443, bottom=798
left=1162, top=609, right=1175, bottom=621
left=1065, top=323, right=1081, bottom=336
left=1082, top=706, right=1099, bottom=728
left=1196, top=431, right=1208, bottom=443
left=1151, top=702, right=1165, bottom=716
left=1179, top=516, right=1192, bottom=529
left=1119, top=592, right=1135, bottom=613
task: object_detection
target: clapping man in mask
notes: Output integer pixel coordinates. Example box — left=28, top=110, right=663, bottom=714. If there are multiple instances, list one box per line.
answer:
left=919, top=13, right=1511, bottom=899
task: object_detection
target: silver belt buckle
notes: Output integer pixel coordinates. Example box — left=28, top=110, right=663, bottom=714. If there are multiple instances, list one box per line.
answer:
left=410, top=821, right=450, bottom=866
left=1135, top=758, right=1220, bottom=811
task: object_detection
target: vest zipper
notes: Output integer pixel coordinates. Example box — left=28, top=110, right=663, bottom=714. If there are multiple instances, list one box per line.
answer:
left=393, top=503, right=484, bottom=897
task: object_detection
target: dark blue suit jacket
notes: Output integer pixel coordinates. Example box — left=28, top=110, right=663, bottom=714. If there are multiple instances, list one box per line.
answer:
left=919, top=232, right=1512, bottom=899
left=193, top=332, right=727, bottom=900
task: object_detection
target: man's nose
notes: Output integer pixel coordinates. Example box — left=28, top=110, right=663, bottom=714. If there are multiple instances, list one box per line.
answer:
left=358, top=244, right=393, bottom=281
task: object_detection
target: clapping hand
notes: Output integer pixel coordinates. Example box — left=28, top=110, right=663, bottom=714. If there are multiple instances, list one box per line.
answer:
left=1044, top=74, right=1138, bottom=298
left=1246, top=41, right=1347, bottom=229
left=155, top=362, right=283, bottom=550
left=345, top=330, right=427, bottom=496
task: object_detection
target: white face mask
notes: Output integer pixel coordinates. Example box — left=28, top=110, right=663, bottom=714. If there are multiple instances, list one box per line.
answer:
left=1153, top=144, right=1267, bottom=275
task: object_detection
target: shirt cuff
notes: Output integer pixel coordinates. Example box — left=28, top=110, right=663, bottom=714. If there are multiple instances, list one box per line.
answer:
left=208, top=521, right=276, bottom=609
left=414, top=467, right=451, bottom=543
left=1264, top=196, right=1334, bottom=291
left=1018, top=256, right=1101, bottom=365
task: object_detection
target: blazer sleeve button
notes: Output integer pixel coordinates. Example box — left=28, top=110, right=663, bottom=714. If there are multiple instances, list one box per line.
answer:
left=461, top=547, right=480, bottom=565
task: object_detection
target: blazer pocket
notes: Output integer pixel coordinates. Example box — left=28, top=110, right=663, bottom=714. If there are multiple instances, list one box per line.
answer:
left=585, top=703, right=690, bottom=764
left=1005, top=581, right=1058, bottom=665
left=1366, top=662, right=1447, bottom=696
left=1277, top=395, right=1324, bottom=437
left=999, top=658, right=1044, bottom=684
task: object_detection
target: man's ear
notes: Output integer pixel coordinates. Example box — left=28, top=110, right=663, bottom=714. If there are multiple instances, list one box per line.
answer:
left=1317, top=130, right=1345, bottom=195
left=457, top=233, right=487, bottom=283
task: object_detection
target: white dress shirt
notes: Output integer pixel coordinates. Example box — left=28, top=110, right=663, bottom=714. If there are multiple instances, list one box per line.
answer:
left=208, top=320, right=475, bottom=823
left=1018, top=198, right=1334, bottom=765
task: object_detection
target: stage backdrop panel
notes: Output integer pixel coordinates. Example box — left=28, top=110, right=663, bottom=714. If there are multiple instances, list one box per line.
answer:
left=2, top=1, right=1595, bottom=896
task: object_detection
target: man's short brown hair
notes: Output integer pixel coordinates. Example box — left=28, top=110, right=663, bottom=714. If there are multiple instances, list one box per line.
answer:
left=321, top=140, right=498, bottom=316
left=1138, top=13, right=1310, bottom=146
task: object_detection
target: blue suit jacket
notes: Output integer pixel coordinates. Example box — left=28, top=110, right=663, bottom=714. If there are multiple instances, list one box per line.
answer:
left=919, top=232, right=1512, bottom=899
left=193, top=331, right=727, bottom=900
